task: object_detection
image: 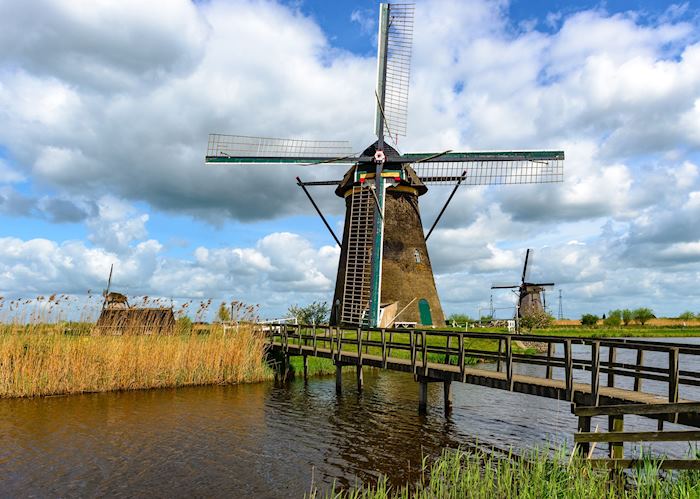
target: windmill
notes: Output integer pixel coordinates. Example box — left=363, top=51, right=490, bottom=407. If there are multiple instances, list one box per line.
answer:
left=205, top=3, right=564, bottom=328
left=95, top=264, right=175, bottom=335
left=101, top=264, right=129, bottom=310
left=491, top=249, right=555, bottom=319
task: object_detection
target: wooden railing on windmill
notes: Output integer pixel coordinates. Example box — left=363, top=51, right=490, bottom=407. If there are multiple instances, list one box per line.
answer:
left=204, top=3, right=564, bottom=330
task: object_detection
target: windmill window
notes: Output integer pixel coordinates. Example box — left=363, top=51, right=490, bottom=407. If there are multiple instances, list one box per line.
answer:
left=414, top=249, right=421, bottom=263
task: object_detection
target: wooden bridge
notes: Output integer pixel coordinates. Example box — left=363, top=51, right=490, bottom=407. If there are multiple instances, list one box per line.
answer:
left=264, top=324, right=700, bottom=467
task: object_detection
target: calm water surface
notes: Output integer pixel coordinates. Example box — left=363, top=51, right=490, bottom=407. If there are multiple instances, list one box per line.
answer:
left=1, top=337, right=699, bottom=497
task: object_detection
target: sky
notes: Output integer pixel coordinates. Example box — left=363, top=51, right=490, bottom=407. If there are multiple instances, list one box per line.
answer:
left=0, top=0, right=699, bottom=320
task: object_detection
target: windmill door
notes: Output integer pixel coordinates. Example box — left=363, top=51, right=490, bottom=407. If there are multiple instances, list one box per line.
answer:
left=418, top=299, right=432, bottom=326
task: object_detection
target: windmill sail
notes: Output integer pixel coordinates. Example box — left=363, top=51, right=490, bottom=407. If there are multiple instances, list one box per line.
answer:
left=205, top=134, right=355, bottom=164
left=375, top=3, right=414, bottom=146
left=406, top=151, right=564, bottom=185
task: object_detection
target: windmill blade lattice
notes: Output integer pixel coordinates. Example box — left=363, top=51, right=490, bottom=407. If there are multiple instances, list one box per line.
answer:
left=407, top=152, right=564, bottom=185
left=375, top=3, right=414, bottom=144
left=206, top=134, right=355, bottom=164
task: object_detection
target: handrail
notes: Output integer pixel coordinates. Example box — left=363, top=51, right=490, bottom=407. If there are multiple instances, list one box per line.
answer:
left=264, top=323, right=699, bottom=406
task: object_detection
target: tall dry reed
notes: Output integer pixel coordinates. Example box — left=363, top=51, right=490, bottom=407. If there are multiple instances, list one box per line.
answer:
left=0, top=326, right=272, bottom=398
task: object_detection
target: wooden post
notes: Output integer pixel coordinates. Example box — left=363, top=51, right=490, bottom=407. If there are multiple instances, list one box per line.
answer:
left=609, top=414, right=624, bottom=459
left=381, top=328, right=387, bottom=368
left=669, top=347, right=680, bottom=424
left=336, top=329, right=343, bottom=362
left=607, top=345, right=617, bottom=388
left=356, top=365, right=363, bottom=392
left=505, top=336, right=513, bottom=391
left=335, top=363, right=342, bottom=395
left=633, top=349, right=644, bottom=392
left=443, top=381, right=453, bottom=416
left=545, top=341, right=553, bottom=379
left=564, top=339, right=573, bottom=402
left=330, top=326, right=335, bottom=359
left=410, top=330, right=417, bottom=374
left=445, top=335, right=452, bottom=365
left=313, top=325, right=317, bottom=355
left=458, top=333, right=465, bottom=381
left=591, top=341, right=600, bottom=406
left=422, top=330, right=428, bottom=375
left=357, top=327, right=363, bottom=364
left=496, top=338, right=503, bottom=372
left=577, top=415, right=591, bottom=456
left=418, top=378, right=428, bottom=414
left=303, top=354, right=308, bottom=381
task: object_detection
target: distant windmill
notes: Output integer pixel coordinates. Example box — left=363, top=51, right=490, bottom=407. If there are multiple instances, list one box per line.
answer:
left=101, top=264, right=129, bottom=311
left=492, top=249, right=555, bottom=318
left=206, top=3, right=564, bottom=328
left=96, top=264, right=175, bottom=335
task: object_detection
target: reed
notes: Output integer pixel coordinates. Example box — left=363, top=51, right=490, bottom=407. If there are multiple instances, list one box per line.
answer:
left=0, top=325, right=272, bottom=398
left=311, top=447, right=700, bottom=499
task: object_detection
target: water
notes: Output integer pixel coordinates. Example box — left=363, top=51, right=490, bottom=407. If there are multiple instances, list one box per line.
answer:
left=2, top=338, right=699, bottom=497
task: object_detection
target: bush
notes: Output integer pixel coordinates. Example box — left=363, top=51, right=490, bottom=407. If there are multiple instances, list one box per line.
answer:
left=581, top=314, right=599, bottom=327
left=622, top=309, right=633, bottom=326
left=216, top=302, right=231, bottom=322
left=679, top=311, right=696, bottom=320
left=633, top=307, right=655, bottom=326
left=448, top=313, right=472, bottom=325
left=603, top=309, right=622, bottom=327
left=288, top=301, right=330, bottom=325
left=520, top=310, right=554, bottom=331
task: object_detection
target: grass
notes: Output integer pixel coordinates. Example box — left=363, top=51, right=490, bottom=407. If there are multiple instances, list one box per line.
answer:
left=289, top=327, right=536, bottom=369
left=530, top=326, right=700, bottom=338
left=310, top=446, right=700, bottom=499
left=0, top=325, right=272, bottom=398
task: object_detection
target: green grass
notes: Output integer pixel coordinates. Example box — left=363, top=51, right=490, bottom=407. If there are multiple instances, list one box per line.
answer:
left=530, top=326, right=700, bottom=338
left=286, top=328, right=536, bottom=371
left=309, top=446, right=700, bottom=499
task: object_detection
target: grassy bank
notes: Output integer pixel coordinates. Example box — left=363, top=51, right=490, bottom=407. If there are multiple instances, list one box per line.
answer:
left=312, top=447, right=700, bottom=498
left=531, top=326, right=700, bottom=338
left=0, top=326, right=272, bottom=398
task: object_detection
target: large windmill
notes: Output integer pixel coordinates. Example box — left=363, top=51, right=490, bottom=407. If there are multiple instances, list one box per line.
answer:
left=491, top=249, right=555, bottom=319
left=205, top=3, right=564, bottom=328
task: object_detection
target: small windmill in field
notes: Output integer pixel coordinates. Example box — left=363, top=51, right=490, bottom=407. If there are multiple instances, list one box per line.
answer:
left=95, top=264, right=175, bottom=335
left=205, top=3, right=564, bottom=328
left=491, top=249, right=555, bottom=319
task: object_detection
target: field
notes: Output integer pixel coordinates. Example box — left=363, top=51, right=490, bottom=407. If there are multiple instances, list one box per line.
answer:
left=312, top=447, right=700, bottom=498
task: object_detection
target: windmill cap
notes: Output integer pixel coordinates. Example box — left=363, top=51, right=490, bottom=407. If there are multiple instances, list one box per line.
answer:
left=361, top=141, right=401, bottom=160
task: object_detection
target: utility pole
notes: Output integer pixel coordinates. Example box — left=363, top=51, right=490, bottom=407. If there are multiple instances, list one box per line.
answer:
left=558, top=289, right=563, bottom=320
left=489, top=294, right=494, bottom=318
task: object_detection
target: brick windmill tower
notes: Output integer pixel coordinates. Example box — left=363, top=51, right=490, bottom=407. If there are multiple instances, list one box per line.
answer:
left=205, top=3, right=564, bottom=328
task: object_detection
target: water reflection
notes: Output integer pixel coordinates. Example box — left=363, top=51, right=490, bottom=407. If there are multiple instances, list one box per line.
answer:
left=1, top=337, right=699, bottom=497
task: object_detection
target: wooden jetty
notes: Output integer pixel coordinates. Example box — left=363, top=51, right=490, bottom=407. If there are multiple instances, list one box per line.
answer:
left=265, top=324, right=700, bottom=468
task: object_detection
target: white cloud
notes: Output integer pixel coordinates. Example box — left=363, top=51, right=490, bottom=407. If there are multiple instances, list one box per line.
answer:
left=1, top=0, right=700, bottom=318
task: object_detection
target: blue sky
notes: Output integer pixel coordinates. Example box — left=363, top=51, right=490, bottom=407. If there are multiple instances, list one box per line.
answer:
left=1, top=0, right=700, bottom=320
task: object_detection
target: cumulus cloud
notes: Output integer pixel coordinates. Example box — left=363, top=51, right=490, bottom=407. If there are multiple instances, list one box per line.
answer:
left=1, top=0, right=700, bottom=317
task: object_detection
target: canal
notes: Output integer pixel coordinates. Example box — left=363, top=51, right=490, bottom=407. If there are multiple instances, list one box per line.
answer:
left=2, top=338, right=699, bottom=497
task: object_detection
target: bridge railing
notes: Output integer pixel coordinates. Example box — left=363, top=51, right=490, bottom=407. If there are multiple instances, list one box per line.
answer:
left=263, top=324, right=700, bottom=407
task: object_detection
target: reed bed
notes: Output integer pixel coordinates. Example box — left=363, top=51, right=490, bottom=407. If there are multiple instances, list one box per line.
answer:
left=312, top=447, right=700, bottom=498
left=0, top=325, right=272, bottom=398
